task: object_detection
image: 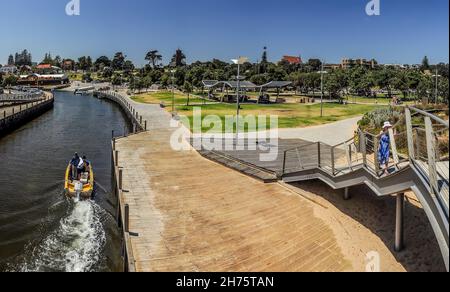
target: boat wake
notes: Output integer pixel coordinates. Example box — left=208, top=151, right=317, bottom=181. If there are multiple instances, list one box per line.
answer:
left=15, top=199, right=106, bottom=272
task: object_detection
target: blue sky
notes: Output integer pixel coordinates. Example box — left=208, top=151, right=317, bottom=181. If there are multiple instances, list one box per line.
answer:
left=0, top=0, right=448, bottom=66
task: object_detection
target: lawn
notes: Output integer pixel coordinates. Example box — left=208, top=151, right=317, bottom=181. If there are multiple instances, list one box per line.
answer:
left=131, top=91, right=207, bottom=105
left=345, top=95, right=417, bottom=105
left=174, top=102, right=384, bottom=133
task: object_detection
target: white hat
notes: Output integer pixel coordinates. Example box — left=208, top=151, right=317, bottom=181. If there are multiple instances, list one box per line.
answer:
left=383, top=121, right=393, bottom=129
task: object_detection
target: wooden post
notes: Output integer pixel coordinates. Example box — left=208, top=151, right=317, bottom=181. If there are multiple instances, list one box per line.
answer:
left=425, top=117, right=439, bottom=196
left=344, top=187, right=350, bottom=200
left=144, top=121, right=147, bottom=131
left=125, top=204, right=130, bottom=233
left=405, top=108, right=415, bottom=160
left=140, top=116, right=142, bottom=126
left=395, top=193, right=405, bottom=252
left=115, top=151, right=119, bottom=167
left=119, top=169, right=123, bottom=190
left=282, top=151, right=287, bottom=175
left=317, top=142, right=321, bottom=168
left=113, top=139, right=116, bottom=151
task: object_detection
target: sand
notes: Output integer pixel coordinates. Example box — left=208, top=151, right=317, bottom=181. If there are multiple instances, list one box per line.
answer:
left=285, top=181, right=446, bottom=272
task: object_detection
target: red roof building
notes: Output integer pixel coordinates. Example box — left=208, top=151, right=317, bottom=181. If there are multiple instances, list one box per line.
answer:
left=282, top=56, right=302, bottom=65
left=36, top=64, right=52, bottom=70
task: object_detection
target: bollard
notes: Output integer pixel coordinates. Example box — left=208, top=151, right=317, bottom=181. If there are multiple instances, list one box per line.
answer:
left=115, top=151, right=119, bottom=166
left=125, top=204, right=130, bottom=233
left=119, top=169, right=123, bottom=190
left=113, top=138, right=116, bottom=151
left=140, top=116, right=142, bottom=125
left=144, top=120, right=147, bottom=131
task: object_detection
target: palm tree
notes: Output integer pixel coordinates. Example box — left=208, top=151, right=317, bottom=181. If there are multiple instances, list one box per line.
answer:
left=145, top=50, right=162, bottom=68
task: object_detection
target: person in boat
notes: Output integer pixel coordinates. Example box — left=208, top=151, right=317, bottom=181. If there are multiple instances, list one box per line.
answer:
left=76, top=156, right=84, bottom=180
left=70, top=153, right=80, bottom=180
left=82, top=156, right=90, bottom=172
left=378, top=121, right=393, bottom=176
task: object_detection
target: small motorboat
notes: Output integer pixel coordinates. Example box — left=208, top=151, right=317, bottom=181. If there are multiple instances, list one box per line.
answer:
left=64, top=163, right=94, bottom=199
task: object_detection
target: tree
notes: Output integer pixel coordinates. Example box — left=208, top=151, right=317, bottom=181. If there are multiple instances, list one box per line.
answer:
left=171, top=49, right=186, bottom=67
left=145, top=50, right=162, bottom=68
left=183, top=81, right=193, bottom=106
left=42, top=52, right=54, bottom=65
left=2, top=75, right=18, bottom=87
left=260, top=46, right=268, bottom=73
left=54, top=55, right=62, bottom=67
left=112, top=52, right=126, bottom=71
left=123, top=60, right=135, bottom=73
left=421, top=56, right=430, bottom=72
left=94, top=56, right=111, bottom=71
left=307, top=59, right=322, bottom=72
left=7, top=55, right=14, bottom=66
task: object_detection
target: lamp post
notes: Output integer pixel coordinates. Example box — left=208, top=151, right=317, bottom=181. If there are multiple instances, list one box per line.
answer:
left=318, top=61, right=328, bottom=118
left=171, top=69, right=176, bottom=115
left=231, top=57, right=248, bottom=144
left=432, top=68, right=441, bottom=105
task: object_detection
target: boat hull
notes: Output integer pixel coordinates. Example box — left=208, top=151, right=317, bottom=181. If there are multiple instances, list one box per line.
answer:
left=64, top=164, right=94, bottom=200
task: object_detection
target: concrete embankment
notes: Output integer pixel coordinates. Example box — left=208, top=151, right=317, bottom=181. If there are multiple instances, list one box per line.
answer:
left=0, top=93, right=54, bottom=137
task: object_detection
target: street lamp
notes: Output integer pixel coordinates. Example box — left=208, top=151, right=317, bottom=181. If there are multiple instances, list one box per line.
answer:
left=231, top=57, right=248, bottom=144
left=432, top=69, right=441, bottom=105
left=170, top=69, right=176, bottom=115
left=317, top=61, right=328, bottom=118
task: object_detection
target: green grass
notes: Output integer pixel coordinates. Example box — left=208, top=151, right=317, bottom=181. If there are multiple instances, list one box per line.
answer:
left=131, top=91, right=206, bottom=105
left=345, top=95, right=416, bottom=105
left=174, top=102, right=383, bottom=133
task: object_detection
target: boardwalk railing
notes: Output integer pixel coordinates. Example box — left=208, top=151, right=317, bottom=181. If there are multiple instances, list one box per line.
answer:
left=0, top=93, right=51, bottom=122
left=94, top=90, right=147, bottom=135
left=0, top=92, right=44, bottom=103
left=406, top=107, right=449, bottom=217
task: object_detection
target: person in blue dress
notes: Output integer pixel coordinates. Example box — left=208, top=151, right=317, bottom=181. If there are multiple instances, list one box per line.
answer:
left=378, top=121, right=393, bottom=175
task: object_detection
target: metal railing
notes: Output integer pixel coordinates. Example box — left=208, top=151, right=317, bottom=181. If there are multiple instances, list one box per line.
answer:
left=0, top=92, right=44, bottom=103
left=406, top=107, right=449, bottom=217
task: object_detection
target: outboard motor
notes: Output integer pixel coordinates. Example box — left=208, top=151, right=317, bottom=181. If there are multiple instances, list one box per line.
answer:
left=74, top=181, right=83, bottom=201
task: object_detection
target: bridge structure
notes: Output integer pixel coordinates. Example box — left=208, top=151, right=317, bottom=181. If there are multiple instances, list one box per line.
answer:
left=277, top=106, right=449, bottom=270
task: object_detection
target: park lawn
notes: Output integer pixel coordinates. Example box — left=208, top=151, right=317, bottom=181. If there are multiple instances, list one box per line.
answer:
left=131, top=91, right=206, bottom=105
left=175, top=102, right=383, bottom=133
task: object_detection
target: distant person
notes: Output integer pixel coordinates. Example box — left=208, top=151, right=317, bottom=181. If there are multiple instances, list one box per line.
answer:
left=378, top=122, right=393, bottom=175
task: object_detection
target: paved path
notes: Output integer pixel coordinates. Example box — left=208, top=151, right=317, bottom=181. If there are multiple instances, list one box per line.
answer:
left=114, top=93, right=354, bottom=272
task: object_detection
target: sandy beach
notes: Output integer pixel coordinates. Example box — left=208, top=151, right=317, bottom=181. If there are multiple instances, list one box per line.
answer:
left=286, top=181, right=446, bottom=272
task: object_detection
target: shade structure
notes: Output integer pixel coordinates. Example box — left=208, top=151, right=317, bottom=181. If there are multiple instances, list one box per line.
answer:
left=202, top=80, right=257, bottom=90
left=260, top=81, right=293, bottom=89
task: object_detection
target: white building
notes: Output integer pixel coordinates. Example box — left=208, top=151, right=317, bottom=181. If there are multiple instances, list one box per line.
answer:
left=0, top=65, right=17, bottom=74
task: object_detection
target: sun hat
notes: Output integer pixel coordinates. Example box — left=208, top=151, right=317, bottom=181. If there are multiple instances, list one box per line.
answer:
left=383, top=121, right=393, bottom=129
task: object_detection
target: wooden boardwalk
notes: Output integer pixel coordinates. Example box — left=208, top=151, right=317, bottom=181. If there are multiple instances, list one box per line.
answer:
left=115, top=127, right=352, bottom=272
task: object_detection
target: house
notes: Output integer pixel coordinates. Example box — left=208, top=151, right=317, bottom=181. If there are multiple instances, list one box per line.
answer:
left=17, top=73, right=69, bottom=86
left=35, top=64, right=62, bottom=74
left=282, top=56, right=302, bottom=65
left=341, top=58, right=378, bottom=69
left=0, top=65, right=18, bottom=74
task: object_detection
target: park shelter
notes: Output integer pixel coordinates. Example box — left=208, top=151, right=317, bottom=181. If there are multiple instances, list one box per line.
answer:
left=202, top=80, right=258, bottom=102
left=258, top=81, right=293, bottom=103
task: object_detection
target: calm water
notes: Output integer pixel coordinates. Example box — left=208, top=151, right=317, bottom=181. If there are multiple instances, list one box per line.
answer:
left=0, top=91, right=131, bottom=272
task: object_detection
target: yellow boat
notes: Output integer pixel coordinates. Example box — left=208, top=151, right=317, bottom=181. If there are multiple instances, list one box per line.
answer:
left=64, top=163, right=94, bottom=199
